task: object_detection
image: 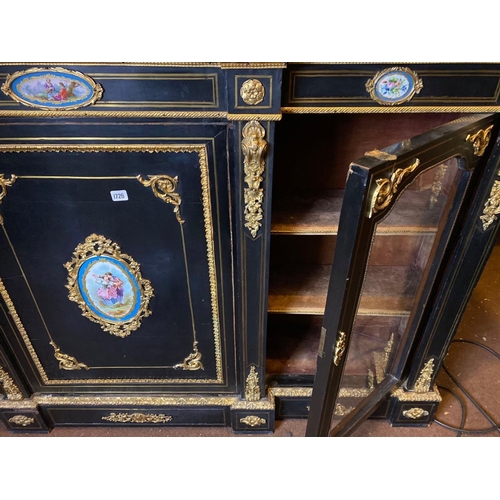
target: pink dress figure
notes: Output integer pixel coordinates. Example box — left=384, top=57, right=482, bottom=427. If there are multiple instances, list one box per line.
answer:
left=94, top=272, right=124, bottom=306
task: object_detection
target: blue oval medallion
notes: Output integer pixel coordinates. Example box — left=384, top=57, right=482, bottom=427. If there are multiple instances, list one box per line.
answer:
left=77, top=256, right=141, bottom=323
left=2, top=67, right=103, bottom=110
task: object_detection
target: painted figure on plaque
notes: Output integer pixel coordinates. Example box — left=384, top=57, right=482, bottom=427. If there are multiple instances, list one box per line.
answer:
left=65, top=234, right=154, bottom=338
left=80, top=257, right=138, bottom=321
left=44, top=78, right=55, bottom=100
left=1, top=67, right=102, bottom=110
left=52, top=81, right=68, bottom=101
left=92, top=272, right=125, bottom=306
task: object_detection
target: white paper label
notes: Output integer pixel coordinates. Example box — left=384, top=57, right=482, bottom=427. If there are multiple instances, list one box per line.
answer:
left=110, top=190, right=128, bottom=202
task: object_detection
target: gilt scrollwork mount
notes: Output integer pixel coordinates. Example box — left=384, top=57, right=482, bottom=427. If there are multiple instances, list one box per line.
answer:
left=242, top=121, right=268, bottom=238
left=370, top=158, right=420, bottom=217
left=465, top=125, right=494, bottom=157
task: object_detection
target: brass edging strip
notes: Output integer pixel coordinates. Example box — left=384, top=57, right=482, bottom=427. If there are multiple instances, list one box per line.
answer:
left=0, top=110, right=283, bottom=119
left=282, top=106, right=500, bottom=114
left=0, top=62, right=287, bottom=68
left=0, top=400, right=37, bottom=409
left=0, top=110, right=227, bottom=118
left=227, top=113, right=282, bottom=121
left=0, top=396, right=238, bottom=408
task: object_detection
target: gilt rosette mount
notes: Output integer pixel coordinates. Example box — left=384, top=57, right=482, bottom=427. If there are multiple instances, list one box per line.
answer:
left=242, top=121, right=268, bottom=238
left=240, top=79, right=266, bottom=105
left=366, top=67, right=423, bottom=106
left=64, top=234, right=154, bottom=338
left=1, top=67, right=103, bottom=110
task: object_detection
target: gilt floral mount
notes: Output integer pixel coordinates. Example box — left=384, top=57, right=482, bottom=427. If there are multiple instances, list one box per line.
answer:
left=1, top=67, right=103, bottom=110
left=64, top=234, right=154, bottom=338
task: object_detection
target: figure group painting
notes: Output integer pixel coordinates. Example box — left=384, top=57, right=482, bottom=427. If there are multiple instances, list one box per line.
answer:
left=78, top=256, right=141, bottom=323
left=13, top=70, right=92, bottom=107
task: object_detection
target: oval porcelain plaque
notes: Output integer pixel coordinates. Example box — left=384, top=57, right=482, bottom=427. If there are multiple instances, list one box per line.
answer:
left=78, top=256, right=141, bottom=324
left=65, top=234, right=153, bottom=338
left=1, top=67, right=103, bottom=110
left=366, top=67, right=423, bottom=106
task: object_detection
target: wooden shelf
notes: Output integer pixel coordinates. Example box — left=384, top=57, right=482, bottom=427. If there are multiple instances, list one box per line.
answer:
left=268, top=264, right=416, bottom=316
left=271, top=189, right=443, bottom=235
left=266, top=313, right=404, bottom=376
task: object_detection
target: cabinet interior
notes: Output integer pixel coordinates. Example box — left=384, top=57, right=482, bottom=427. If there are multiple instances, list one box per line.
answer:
left=266, top=112, right=464, bottom=380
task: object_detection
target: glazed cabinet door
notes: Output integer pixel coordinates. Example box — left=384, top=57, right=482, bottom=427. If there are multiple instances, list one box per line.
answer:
left=306, top=113, right=499, bottom=436
left=0, top=121, right=236, bottom=394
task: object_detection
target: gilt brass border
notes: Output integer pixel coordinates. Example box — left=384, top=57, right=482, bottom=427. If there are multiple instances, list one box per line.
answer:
left=0, top=144, right=224, bottom=385
left=282, top=106, right=500, bottom=114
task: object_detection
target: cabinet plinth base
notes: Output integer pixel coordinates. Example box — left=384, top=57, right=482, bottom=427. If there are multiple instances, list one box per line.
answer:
left=388, top=386, right=442, bottom=427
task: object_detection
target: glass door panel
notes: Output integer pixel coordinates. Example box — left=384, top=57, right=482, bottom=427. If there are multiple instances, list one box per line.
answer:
left=332, top=158, right=463, bottom=426
left=306, top=113, right=498, bottom=437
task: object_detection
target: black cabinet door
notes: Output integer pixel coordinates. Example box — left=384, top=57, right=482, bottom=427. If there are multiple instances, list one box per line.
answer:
left=0, top=121, right=236, bottom=394
left=306, top=114, right=500, bottom=436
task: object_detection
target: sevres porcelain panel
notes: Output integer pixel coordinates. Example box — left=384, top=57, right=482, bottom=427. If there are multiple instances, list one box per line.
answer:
left=64, top=234, right=154, bottom=339
left=1, top=67, right=103, bottom=110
